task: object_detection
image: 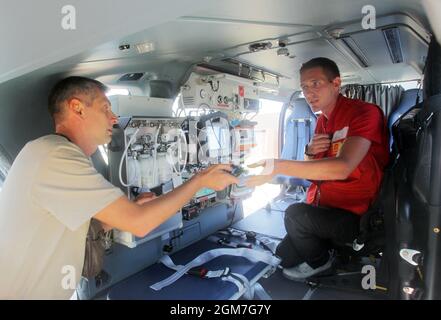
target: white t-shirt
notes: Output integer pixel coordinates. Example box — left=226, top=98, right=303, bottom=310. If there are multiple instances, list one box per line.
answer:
left=0, top=135, right=123, bottom=299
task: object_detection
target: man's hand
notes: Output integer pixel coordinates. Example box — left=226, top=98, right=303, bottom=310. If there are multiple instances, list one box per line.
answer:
left=247, top=159, right=267, bottom=169
left=247, top=159, right=278, bottom=175
left=244, top=159, right=278, bottom=188
left=134, top=192, right=157, bottom=205
left=244, top=174, right=273, bottom=188
left=306, top=134, right=331, bottom=156
left=195, top=164, right=239, bottom=190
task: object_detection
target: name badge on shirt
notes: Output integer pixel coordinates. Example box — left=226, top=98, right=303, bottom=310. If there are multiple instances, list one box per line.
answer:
left=330, top=126, right=348, bottom=157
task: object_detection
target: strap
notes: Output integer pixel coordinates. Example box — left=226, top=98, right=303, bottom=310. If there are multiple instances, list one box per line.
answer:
left=253, top=282, right=273, bottom=300
left=159, top=254, right=230, bottom=279
left=301, top=287, right=317, bottom=300
left=158, top=255, right=273, bottom=300
left=223, top=274, right=246, bottom=299
left=150, top=247, right=281, bottom=291
left=291, top=121, right=299, bottom=160
left=157, top=248, right=275, bottom=300
left=296, top=121, right=306, bottom=161
left=160, top=253, right=246, bottom=297
left=229, top=272, right=253, bottom=299
left=281, top=120, right=292, bottom=159
left=305, top=119, right=311, bottom=147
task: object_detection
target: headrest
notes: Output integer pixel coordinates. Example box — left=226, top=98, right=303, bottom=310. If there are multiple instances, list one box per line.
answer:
left=289, top=98, right=316, bottom=120
left=388, top=89, right=422, bottom=130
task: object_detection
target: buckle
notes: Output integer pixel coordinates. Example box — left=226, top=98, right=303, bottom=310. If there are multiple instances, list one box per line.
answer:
left=353, top=239, right=365, bottom=251
left=187, top=267, right=209, bottom=278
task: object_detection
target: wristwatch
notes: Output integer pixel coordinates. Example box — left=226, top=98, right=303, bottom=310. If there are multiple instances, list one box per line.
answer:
left=304, top=144, right=314, bottom=157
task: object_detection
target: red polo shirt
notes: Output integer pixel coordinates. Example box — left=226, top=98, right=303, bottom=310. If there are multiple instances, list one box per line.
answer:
left=305, top=94, right=389, bottom=215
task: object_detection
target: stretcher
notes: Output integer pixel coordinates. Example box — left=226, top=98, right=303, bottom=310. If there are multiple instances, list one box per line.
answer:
left=107, top=237, right=278, bottom=300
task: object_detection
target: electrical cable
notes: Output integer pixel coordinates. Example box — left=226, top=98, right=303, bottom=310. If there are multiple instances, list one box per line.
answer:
left=166, top=128, right=188, bottom=176
left=152, top=124, right=162, bottom=185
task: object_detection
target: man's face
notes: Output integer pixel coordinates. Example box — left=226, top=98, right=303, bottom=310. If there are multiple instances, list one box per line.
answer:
left=83, top=89, right=117, bottom=145
left=300, top=67, right=341, bottom=113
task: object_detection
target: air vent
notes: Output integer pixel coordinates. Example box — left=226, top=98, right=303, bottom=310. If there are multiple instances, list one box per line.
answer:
left=340, top=36, right=370, bottom=68
left=119, top=73, right=144, bottom=81
left=382, top=27, right=404, bottom=64
left=182, top=96, right=195, bottom=106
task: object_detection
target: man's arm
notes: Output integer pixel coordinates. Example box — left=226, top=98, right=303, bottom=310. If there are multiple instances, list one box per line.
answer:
left=277, top=136, right=371, bottom=180
left=246, top=136, right=371, bottom=187
left=100, top=192, right=157, bottom=232
left=94, top=165, right=238, bottom=237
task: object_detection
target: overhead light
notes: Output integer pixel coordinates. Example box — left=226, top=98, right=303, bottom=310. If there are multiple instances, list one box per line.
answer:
left=340, top=36, right=370, bottom=68
left=277, top=47, right=290, bottom=56
left=382, top=27, right=404, bottom=64
left=278, top=38, right=289, bottom=47
left=253, top=82, right=279, bottom=95
left=341, top=74, right=362, bottom=83
left=107, top=88, right=130, bottom=96
left=118, top=44, right=130, bottom=51
left=135, top=41, right=155, bottom=54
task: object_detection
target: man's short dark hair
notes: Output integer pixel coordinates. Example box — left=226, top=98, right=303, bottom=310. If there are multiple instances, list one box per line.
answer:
left=48, top=76, right=108, bottom=120
left=300, top=57, right=340, bottom=81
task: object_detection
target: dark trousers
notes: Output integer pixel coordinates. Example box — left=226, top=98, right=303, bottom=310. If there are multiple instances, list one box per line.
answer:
left=276, top=203, right=360, bottom=269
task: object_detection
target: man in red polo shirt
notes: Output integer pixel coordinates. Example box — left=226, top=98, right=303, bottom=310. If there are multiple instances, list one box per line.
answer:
left=246, top=57, right=389, bottom=280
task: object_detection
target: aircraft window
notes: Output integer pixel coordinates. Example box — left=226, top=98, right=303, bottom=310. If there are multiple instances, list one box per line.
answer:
left=300, top=81, right=419, bottom=97
left=172, top=94, right=180, bottom=116
left=258, top=99, right=284, bottom=115
left=0, top=145, right=11, bottom=192
left=387, top=80, right=420, bottom=90
left=242, top=99, right=284, bottom=216
left=98, top=145, right=109, bottom=165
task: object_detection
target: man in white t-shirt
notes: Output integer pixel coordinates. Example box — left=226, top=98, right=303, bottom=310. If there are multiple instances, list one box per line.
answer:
left=0, top=76, right=238, bottom=299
